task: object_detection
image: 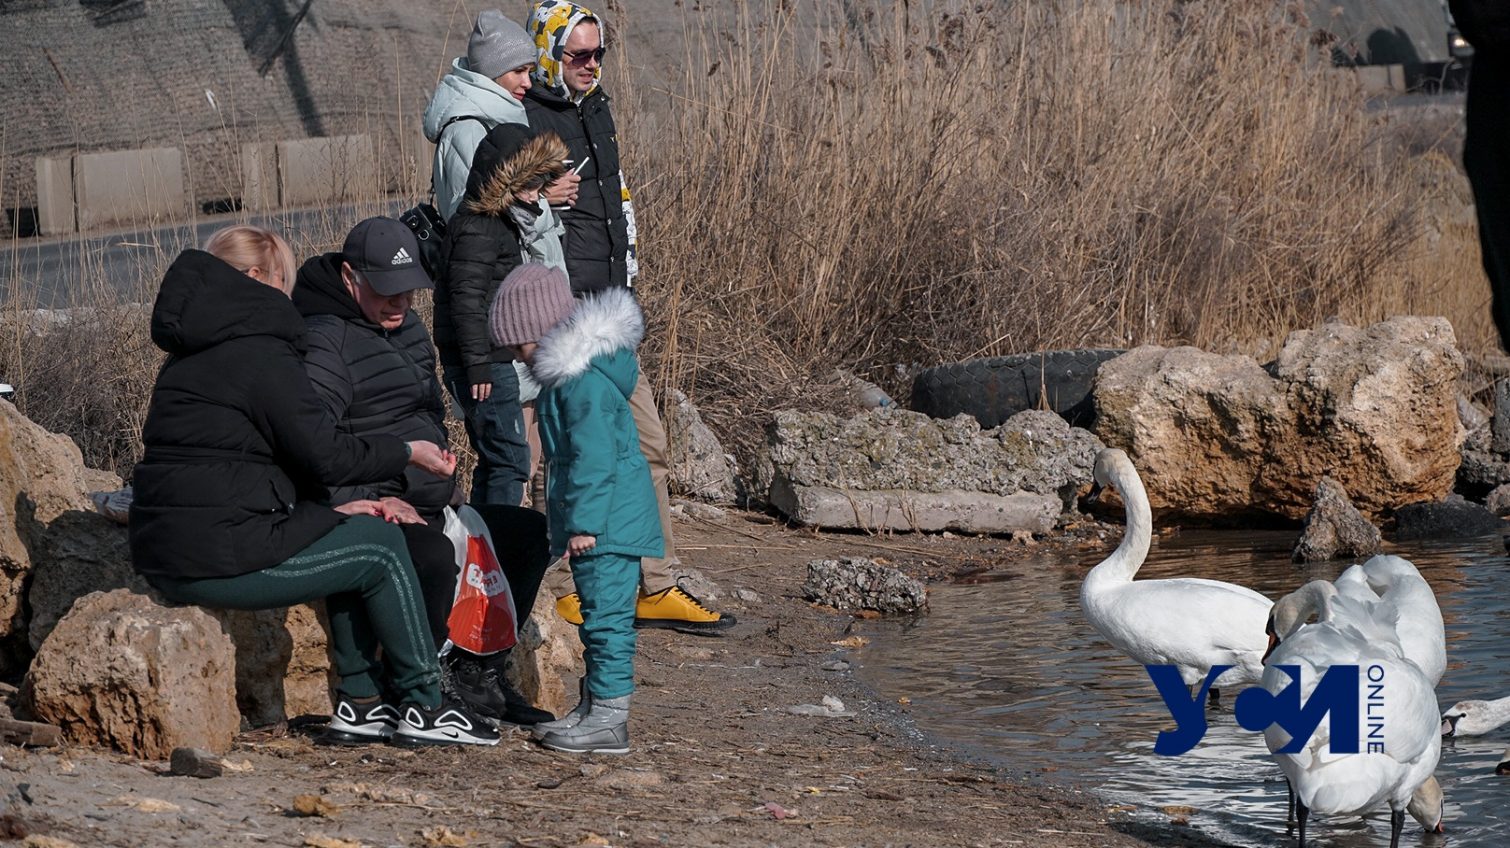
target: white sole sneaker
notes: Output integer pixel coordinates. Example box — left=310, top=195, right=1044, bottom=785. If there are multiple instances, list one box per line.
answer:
left=392, top=701, right=500, bottom=747
left=323, top=697, right=399, bottom=745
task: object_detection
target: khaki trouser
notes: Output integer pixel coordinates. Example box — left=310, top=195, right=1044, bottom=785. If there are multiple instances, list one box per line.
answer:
left=542, top=370, right=679, bottom=599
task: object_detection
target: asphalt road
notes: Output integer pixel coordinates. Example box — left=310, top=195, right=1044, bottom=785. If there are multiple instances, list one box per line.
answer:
left=1, top=199, right=405, bottom=308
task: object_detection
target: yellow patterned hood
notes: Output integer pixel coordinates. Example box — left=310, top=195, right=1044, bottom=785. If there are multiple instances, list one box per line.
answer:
left=527, top=1, right=602, bottom=101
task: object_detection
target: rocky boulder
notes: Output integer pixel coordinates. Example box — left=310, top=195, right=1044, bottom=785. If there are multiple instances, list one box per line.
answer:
left=215, top=605, right=334, bottom=725
left=804, top=558, right=928, bottom=614
left=756, top=408, right=1103, bottom=533
left=1394, top=499, right=1503, bottom=541
left=25, top=511, right=335, bottom=726
left=665, top=390, right=740, bottom=503
left=25, top=589, right=240, bottom=758
left=0, top=400, right=98, bottom=668
left=1293, top=477, right=1382, bottom=562
left=506, top=563, right=584, bottom=718
left=1095, top=317, right=1464, bottom=521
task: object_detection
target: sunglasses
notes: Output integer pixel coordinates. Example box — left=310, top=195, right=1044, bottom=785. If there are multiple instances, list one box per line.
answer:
left=560, top=45, right=607, bottom=67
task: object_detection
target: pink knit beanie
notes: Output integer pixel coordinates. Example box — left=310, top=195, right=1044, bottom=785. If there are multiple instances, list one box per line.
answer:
left=490, top=263, right=575, bottom=347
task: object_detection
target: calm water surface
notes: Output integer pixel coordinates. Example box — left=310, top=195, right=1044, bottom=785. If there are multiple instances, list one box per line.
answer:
left=856, top=530, right=1510, bottom=847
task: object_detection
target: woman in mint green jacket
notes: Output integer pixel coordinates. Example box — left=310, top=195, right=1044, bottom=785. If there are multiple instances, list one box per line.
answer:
left=489, top=263, right=661, bottom=755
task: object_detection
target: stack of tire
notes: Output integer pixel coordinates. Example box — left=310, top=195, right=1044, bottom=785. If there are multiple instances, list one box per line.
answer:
left=908, top=349, right=1125, bottom=429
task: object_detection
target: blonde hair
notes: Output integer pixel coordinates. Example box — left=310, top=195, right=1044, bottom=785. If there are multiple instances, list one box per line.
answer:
left=203, top=225, right=297, bottom=293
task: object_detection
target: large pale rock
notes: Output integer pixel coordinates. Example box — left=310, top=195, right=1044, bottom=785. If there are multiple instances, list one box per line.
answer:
left=1293, top=477, right=1382, bottom=562
left=506, top=563, right=584, bottom=718
left=25, top=589, right=239, bottom=758
left=1095, top=317, right=1464, bottom=520
left=665, top=390, right=739, bottom=503
left=757, top=407, right=1102, bottom=532
left=0, top=401, right=96, bottom=665
left=214, top=605, right=333, bottom=725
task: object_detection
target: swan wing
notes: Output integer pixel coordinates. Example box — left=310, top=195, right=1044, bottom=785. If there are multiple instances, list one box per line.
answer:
left=1088, top=579, right=1271, bottom=681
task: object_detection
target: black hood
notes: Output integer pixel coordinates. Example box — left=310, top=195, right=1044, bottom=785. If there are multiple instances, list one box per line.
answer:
left=151, top=249, right=304, bottom=356
left=292, top=252, right=364, bottom=323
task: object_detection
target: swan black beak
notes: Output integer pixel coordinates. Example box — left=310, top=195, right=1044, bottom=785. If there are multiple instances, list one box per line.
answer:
left=1087, top=482, right=1104, bottom=506
left=1441, top=714, right=1460, bottom=739
left=1260, top=631, right=1279, bottom=665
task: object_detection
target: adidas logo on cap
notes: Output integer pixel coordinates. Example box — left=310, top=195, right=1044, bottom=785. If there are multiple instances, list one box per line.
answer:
left=391, top=247, right=412, bottom=265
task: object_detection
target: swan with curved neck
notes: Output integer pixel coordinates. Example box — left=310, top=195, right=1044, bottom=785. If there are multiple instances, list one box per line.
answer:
left=1441, top=694, right=1510, bottom=738
left=1079, top=448, right=1273, bottom=695
left=1263, top=580, right=1444, bottom=846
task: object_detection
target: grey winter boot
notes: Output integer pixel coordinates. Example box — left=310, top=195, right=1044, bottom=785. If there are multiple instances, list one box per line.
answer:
left=536, top=695, right=630, bottom=754
left=530, top=677, right=591, bottom=739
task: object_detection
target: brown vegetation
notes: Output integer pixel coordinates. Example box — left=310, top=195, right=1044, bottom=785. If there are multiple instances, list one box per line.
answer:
left=0, top=0, right=1489, bottom=477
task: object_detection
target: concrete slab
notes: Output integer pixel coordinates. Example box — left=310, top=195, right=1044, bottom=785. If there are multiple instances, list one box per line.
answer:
left=34, top=156, right=75, bottom=235
left=276, top=134, right=377, bottom=207
left=768, top=480, right=1061, bottom=534
left=73, top=147, right=187, bottom=231
left=239, top=142, right=279, bottom=212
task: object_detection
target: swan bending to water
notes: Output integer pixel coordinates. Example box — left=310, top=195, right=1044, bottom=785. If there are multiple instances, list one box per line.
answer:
left=1078, top=449, right=1273, bottom=697
left=1332, top=558, right=1446, bottom=687
left=1358, top=555, right=1447, bottom=686
left=1263, top=581, right=1443, bottom=847
left=1441, top=694, right=1510, bottom=738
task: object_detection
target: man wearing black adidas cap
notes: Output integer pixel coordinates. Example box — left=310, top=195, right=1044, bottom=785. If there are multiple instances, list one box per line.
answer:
left=294, top=217, right=555, bottom=728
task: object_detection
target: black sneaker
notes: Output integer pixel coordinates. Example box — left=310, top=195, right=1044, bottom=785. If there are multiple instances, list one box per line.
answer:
left=392, top=698, right=501, bottom=747
left=321, top=694, right=399, bottom=745
left=446, top=653, right=510, bottom=722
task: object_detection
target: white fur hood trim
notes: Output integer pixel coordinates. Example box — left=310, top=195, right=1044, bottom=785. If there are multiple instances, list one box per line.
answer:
left=530, top=287, right=644, bottom=388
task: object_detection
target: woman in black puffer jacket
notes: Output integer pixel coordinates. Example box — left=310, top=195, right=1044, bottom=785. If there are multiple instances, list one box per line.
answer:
left=129, top=225, right=497, bottom=748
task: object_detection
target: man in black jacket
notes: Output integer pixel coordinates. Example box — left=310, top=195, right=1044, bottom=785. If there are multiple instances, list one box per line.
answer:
left=296, top=217, right=553, bottom=726
left=523, top=1, right=734, bottom=635
left=1450, top=0, right=1510, bottom=350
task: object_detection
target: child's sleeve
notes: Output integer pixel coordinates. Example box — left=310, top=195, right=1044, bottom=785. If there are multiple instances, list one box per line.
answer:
left=557, top=375, right=620, bottom=537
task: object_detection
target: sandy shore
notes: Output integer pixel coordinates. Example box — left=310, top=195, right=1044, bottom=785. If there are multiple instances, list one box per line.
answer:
left=0, top=510, right=1224, bottom=848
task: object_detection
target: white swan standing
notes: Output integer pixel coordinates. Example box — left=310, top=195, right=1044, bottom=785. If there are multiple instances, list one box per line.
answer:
left=1262, top=581, right=1443, bottom=848
left=1441, top=694, right=1510, bottom=738
left=1079, top=449, right=1273, bottom=698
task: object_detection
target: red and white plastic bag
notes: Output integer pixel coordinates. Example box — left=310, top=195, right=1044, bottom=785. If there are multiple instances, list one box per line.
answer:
left=441, top=505, right=518, bottom=655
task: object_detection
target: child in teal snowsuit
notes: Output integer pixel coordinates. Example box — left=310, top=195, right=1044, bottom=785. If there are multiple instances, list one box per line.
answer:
left=488, top=263, right=662, bottom=753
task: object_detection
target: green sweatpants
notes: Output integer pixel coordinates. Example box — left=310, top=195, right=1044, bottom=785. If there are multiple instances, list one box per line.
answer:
left=150, top=515, right=441, bottom=708
left=574, top=551, right=641, bottom=700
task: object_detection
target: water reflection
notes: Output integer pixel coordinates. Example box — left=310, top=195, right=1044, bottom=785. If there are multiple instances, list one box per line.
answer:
left=857, top=530, right=1509, bottom=847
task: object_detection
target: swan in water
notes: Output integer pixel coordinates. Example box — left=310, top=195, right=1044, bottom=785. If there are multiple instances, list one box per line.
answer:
left=1497, top=746, right=1510, bottom=775
left=1079, top=449, right=1273, bottom=698
left=1262, top=581, right=1443, bottom=847
left=1441, top=694, right=1510, bottom=738
left=1358, top=555, right=1446, bottom=686
left=1331, top=558, right=1445, bottom=687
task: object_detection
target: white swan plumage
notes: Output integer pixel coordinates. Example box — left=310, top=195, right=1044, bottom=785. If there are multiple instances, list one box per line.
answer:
left=1441, top=693, right=1510, bottom=738
left=1262, top=580, right=1443, bottom=846
left=1079, top=449, right=1273, bottom=690
left=1357, top=555, right=1447, bottom=686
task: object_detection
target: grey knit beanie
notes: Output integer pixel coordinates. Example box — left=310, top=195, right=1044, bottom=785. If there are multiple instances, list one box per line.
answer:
left=491, top=263, right=575, bottom=347
left=468, top=10, right=537, bottom=81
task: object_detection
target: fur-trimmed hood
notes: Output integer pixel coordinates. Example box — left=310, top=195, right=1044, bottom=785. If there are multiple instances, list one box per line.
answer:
left=463, top=126, right=569, bottom=217
left=531, top=287, right=643, bottom=391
